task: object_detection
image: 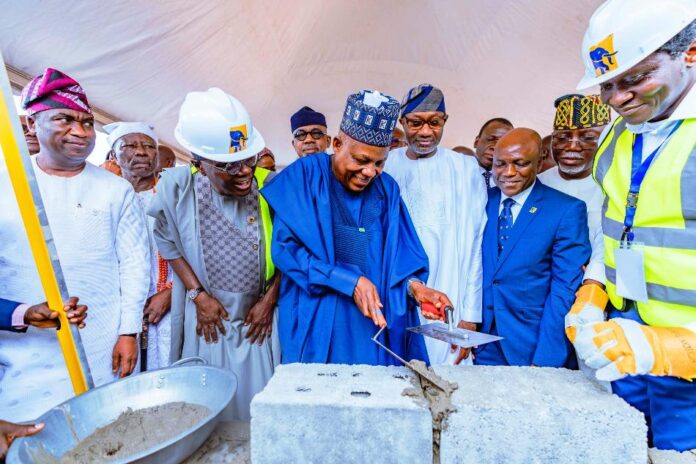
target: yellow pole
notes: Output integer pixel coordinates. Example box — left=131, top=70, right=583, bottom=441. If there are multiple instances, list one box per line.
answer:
left=0, top=55, right=93, bottom=394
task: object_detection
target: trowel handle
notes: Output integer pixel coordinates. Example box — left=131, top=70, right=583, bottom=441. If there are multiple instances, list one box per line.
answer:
left=421, top=302, right=453, bottom=323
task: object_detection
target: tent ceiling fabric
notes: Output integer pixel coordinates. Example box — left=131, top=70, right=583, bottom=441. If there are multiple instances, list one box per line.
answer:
left=1, top=0, right=603, bottom=166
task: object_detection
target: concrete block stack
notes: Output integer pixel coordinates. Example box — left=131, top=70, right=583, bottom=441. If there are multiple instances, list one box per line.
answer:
left=434, top=365, right=647, bottom=464
left=251, top=363, right=648, bottom=464
left=251, top=363, right=433, bottom=464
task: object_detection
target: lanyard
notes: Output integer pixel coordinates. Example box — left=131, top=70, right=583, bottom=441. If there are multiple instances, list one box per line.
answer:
left=622, top=120, right=683, bottom=242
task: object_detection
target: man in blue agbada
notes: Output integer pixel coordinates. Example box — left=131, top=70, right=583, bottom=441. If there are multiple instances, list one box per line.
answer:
left=261, top=90, right=453, bottom=365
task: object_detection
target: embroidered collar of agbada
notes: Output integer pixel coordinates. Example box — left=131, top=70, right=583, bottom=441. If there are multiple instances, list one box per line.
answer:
left=21, top=67, right=92, bottom=116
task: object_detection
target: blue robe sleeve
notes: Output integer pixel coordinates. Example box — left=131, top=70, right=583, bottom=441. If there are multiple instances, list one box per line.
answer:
left=272, top=216, right=360, bottom=297
left=533, top=199, right=591, bottom=367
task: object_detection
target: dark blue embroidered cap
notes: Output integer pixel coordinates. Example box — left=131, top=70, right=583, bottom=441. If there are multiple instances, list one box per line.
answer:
left=340, top=90, right=399, bottom=147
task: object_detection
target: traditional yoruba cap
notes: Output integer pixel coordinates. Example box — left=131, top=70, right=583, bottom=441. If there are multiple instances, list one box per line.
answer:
left=290, top=106, right=327, bottom=133
left=340, top=90, right=399, bottom=147
left=103, top=122, right=158, bottom=148
left=553, top=94, right=611, bottom=130
left=400, top=84, right=445, bottom=117
left=21, top=68, right=91, bottom=116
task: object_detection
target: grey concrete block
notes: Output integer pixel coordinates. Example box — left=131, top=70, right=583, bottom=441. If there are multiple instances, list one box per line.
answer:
left=434, top=365, right=647, bottom=464
left=649, top=448, right=696, bottom=464
left=251, top=363, right=432, bottom=464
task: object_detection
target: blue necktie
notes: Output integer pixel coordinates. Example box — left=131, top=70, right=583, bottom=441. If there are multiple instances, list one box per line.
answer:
left=482, top=171, right=492, bottom=189
left=498, top=198, right=515, bottom=255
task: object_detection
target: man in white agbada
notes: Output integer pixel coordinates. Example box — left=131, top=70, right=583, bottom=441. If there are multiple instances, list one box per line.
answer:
left=148, top=88, right=279, bottom=420
left=0, top=68, right=149, bottom=422
left=538, top=94, right=610, bottom=288
left=384, top=84, right=487, bottom=365
left=105, top=122, right=173, bottom=370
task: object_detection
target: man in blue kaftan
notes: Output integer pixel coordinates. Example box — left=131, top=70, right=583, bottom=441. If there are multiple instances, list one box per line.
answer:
left=261, top=90, right=453, bottom=365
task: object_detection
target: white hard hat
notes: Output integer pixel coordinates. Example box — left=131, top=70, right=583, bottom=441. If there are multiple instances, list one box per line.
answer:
left=174, top=88, right=265, bottom=163
left=577, top=0, right=696, bottom=89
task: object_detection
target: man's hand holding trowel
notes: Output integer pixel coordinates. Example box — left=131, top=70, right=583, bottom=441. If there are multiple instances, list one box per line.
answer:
left=410, top=281, right=477, bottom=365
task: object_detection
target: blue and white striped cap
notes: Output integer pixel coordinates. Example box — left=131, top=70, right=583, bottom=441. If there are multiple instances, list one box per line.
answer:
left=400, top=84, right=446, bottom=117
left=340, top=90, right=400, bottom=147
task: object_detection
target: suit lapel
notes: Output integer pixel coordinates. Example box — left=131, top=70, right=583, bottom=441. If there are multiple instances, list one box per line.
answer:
left=495, top=182, right=544, bottom=271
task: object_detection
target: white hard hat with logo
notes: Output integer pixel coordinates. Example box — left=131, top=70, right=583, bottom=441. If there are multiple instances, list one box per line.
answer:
left=577, top=0, right=696, bottom=90
left=175, top=87, right=265, bottom=163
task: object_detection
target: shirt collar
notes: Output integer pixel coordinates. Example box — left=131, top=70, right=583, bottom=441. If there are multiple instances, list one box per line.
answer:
left=626, top=82, right=696, bottom=134
left=501, top=180, right=536, bottom=206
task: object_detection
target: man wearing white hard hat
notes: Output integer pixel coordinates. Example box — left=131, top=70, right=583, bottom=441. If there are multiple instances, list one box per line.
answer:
left=565, top=0, right=696, bottom=451
left=105, top=122, right=174, bottom=371
left=148, top=88, right=279, bottom=420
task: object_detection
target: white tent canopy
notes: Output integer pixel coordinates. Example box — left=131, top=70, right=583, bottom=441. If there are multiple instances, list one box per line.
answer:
left=1, top=0, right=603, bottom=166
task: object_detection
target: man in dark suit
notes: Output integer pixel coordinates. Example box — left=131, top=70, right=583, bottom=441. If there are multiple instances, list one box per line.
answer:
left=474, top=128, right=591, bottom=367
left=0, top=297, right=87, bottom=332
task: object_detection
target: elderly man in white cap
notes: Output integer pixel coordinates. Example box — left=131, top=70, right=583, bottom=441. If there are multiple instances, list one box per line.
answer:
left=148, top=88, right=279, bottom=420
left=384, top=84, right=487, bottom=365
left=105, top=122, right=173, bottom=371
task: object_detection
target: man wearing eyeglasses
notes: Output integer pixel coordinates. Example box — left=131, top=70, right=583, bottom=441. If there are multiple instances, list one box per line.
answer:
left=538, top=94, right=610, bottom=290
left=384, top=84, right=488, bottom=365
left=290, top=106, right=331, bottom=157
left=148, top=88, right=279, bottom=420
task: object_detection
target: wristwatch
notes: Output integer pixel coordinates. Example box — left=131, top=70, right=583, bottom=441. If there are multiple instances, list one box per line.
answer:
left=187, top=287, right=205, bottom=301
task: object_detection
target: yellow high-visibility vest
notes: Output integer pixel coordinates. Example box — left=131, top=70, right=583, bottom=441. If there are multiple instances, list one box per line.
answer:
left=254, top=167, right=276, bottom=285
left=593, top=117, right=696, bottom=327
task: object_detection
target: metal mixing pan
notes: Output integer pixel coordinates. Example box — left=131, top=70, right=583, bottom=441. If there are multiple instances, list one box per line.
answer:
left=8, top=357, right=237, bottom=463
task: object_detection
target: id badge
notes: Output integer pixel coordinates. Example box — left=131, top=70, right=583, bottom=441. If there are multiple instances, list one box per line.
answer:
left=614, top=242, right=648, bottom=303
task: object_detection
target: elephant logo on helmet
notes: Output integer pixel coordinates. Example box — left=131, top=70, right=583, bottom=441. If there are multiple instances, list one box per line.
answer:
left=229, top=124, right=248, bottom=153
left=589, top=34, right=618, bottom=77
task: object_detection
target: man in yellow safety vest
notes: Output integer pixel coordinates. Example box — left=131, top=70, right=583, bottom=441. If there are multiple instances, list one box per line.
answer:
left=566, top=0, right=696, bottom=451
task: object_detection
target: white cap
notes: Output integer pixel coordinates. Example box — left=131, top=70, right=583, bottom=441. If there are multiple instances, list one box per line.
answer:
left=174, top=88, right=264, bottom=163
left=104, top=122, right=158, bottom=148
left=577, top=0, right=696, bottom=89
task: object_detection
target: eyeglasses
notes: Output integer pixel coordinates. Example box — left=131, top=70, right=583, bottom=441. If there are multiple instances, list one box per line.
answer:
left=552, top=132, right=600, bottom=149
left=402, top=115, right=448, bottom=131
left=293, top=129, right=326, bottom=141
left=202, top=154, right=258, bottom=176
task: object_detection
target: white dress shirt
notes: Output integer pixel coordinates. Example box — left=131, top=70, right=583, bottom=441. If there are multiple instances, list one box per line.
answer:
left=498, top=180, right=536, bottom=224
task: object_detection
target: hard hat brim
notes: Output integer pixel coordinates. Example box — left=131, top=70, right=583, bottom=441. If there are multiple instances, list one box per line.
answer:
left=577, top=73, right=605, bottom=91
left=175, top=124, right=266, bottom=163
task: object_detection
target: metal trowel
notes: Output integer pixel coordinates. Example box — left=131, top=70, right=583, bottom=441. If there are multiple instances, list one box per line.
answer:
left=407, top=302, right=503, bottom=348
left=371, top=325, right=453, bottom=392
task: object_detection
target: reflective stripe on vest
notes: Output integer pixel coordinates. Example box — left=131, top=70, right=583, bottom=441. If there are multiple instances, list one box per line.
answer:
left=593, top=117, right=696, bottom=327
left=254, top=167, right=276, bottom=285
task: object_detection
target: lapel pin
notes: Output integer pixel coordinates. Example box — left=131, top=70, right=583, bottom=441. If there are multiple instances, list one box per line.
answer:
left=529, top=207, right=537, bottom=214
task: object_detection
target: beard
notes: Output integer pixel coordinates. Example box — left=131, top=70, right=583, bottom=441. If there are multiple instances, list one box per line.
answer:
left=558, top=161, right=592, bottom=176
left=408, top=141, right=438, bottom=156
